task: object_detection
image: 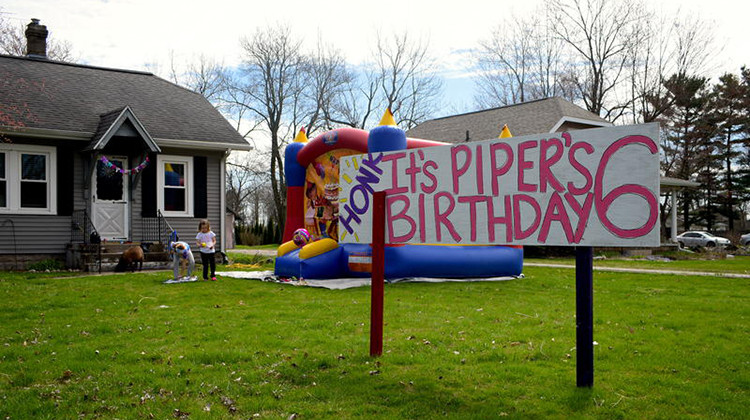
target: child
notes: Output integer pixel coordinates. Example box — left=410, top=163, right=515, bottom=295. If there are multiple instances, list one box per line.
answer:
left=196, top=219, right=217, bottom=281
left=170, top=241, right=195, bottom=280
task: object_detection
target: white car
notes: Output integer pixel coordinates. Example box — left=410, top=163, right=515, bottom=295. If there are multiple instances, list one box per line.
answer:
left=740, top=233, right=750, bottom=246
left=675, top=231, right=731, bottom=248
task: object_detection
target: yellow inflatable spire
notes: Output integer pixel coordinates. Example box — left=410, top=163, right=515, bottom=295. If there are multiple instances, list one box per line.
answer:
left=293, top=127, right=309, bottom=143
left=379, top=108, right=397, bottom=126
left=498, top=124, right=513, bottom=138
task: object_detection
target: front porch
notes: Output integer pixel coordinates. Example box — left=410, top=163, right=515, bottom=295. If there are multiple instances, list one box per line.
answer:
left=67, top=209, right=177, bottom=272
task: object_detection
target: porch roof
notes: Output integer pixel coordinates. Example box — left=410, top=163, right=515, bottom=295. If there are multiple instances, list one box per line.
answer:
left=661, top=176, right=701, bottom=191
left=85, top=106, right=161, bottom=153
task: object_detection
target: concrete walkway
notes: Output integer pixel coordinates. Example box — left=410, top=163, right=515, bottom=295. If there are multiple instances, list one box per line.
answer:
left=524, top=262, right=750, bottom=279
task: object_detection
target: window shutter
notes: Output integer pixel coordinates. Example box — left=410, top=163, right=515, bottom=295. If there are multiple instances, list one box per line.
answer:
left=141, top=153, right=157, bottom=217
left=194, top=156, right=207, bottom=218
left=57, top=146, right=74, bottom=216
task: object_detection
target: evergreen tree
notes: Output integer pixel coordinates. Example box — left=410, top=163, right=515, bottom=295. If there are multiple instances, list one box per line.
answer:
left=735, top=68, right=750, bottom=226
left=708, top=70, right=750, bottom=232
left=658, top=73, right=713, bottom=230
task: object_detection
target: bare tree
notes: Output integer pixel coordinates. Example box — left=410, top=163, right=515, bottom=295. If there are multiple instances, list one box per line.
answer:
left=326, top=63, right=383, bottom=129
left=299, top=32, right=441, bottom=131
left=547, top=0, right=649, bottom=121
left=0, top=12, right=75, bottom=62
left=474, top=12, right=573, bottom=108
left=374, top=32, right=442, bottom=129
left=226, top=151, right=273, bottom=223
left=225, top=25, right=306, bottom=233
left=631, top=12, right=716, bottom=124
left=171, top=54, right=227, bottom=103
left=297, top=35, right=354, bottom=135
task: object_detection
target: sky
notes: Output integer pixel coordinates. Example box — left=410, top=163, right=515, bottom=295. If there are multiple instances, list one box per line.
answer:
left=3, top=0, right=749, bottom=118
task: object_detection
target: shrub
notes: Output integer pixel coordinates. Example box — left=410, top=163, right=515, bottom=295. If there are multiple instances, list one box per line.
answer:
left=27, top=258, right=65, bottom=271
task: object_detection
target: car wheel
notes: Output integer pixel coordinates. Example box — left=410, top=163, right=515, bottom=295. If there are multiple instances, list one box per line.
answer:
left=706, top=241, right=715, bottom=247
left=678, top=241, right=685, bottom=249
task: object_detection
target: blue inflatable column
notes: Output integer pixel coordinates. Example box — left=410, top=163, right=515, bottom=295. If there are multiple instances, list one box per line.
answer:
left=368, top=108, right=406, bottom=153
left=282, top=128, right=308, bottom=242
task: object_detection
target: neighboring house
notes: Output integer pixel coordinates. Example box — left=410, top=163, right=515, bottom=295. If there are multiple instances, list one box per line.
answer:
left=408, top=97, right=698, bottom=245
left=406, top=97, right=612, bottom=142
left=0, top=19, right=251, bottom=267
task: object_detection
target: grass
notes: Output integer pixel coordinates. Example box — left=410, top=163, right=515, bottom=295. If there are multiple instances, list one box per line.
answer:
left=224, top=252, right=275, bottom=271
left=0, top=263, right=747, bottom=419
left=231, top=244, right=279, bottom=251
left=527, top=255, right=750, bottom=274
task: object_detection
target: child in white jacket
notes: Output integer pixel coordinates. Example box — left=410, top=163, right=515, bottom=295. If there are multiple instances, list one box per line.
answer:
left=170, top=241, right=195, bottom=280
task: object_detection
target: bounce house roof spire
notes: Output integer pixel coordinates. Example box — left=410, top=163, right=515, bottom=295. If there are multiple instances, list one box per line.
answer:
left=294, top=127, right=309, bottom=143
left=498, top=124, right=512, bottom=138
left=379, top=108, right=397, bottom=127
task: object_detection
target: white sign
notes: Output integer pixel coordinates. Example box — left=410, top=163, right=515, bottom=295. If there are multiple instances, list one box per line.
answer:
left=338, top=123, right=660, bottom=247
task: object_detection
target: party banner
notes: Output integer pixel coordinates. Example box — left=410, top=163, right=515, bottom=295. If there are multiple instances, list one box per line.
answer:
left=338, top=123, right=660, bottom=247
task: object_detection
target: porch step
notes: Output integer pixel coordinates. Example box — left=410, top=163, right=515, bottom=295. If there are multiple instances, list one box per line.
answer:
left=85, top=260, right=174, bottom=273
left=98, top=242, right=158, bottom=253
left=82, top=251, right=172, bottom=261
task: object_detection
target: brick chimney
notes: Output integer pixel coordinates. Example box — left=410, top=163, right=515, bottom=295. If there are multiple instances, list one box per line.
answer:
left=25, top=18, right=48, bottom=59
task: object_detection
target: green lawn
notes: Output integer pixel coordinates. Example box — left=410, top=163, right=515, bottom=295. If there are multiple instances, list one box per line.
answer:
left=526, top=255, right=750, bottom=274
left=231, top=244, right=280, bottom=251
left=225, top=252, right=275, bottom=271
left=0, top=264, right=747, bottom=419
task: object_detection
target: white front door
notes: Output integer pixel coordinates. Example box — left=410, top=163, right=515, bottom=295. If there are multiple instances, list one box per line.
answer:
left=92, top=155, right=129, bottom=241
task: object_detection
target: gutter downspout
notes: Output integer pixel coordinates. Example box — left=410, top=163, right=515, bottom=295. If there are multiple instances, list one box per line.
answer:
left=221, top=150, right=229, bottom=252
left=671, top=191, right=677, bottom=243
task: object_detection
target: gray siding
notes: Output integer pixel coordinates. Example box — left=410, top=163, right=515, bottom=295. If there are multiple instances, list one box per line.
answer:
left=0, top=215, right=72, bottom=254
left=0, top=147, right=226, bottom=256
left=161, top=153, right=224, bottom=249
left=138, top=150, right=224, bottom=251
left=0, top=141, right=87, bottom=255
left=74, top=152, right=89, bottom=211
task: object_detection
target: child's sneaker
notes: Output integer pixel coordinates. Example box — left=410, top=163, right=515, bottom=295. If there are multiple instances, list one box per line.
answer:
left=211, top=276, right=217, bottom=281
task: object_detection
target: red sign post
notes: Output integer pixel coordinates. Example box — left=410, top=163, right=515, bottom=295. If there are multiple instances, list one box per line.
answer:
left=369, top=191, right=386, bottom=357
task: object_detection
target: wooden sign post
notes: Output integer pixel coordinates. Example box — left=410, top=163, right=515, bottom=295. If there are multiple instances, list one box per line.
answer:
left=370, top=191, right=386, bottom=357
left=576, top=246, right=594, bottom=387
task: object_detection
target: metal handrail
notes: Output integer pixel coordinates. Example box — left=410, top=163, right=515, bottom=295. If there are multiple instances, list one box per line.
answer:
left=70, top=209, right=100, bottom=245
left=70, top=210, right=101, bottom=272
left=141, top=209, right=177, bottom=251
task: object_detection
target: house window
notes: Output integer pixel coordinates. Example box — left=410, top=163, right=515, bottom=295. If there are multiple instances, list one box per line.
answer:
left=0, top=144, right=56, bottom=214
left=21, top=153, right=47, bottom=208
left=157, top=155, right=192, bottom=217
left=96, top=159, right=124, bottom=201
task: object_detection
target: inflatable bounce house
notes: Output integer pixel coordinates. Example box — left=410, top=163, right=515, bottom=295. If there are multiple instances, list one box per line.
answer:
left=274, top=110, right=523, bottom=280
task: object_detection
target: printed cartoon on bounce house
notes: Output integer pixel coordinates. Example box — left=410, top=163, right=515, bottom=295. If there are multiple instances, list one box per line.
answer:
left=274, top=110, right=660, bottom=280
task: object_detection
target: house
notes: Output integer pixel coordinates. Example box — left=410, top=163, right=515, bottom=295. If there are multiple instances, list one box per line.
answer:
left=407, top=97, right=698, bottom=245
left=0, top=19, right=251, bottom=268
left=405, top=97, right=612, bottom=142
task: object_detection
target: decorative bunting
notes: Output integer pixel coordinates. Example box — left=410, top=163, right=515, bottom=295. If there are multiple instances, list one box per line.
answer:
left=100, top=155, right=150, bottom=175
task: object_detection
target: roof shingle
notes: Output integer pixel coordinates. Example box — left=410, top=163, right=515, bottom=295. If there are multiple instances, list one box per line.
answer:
left=0, top=55, right=248, bottom=148
left=406, top=97, right=610, bottom=142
